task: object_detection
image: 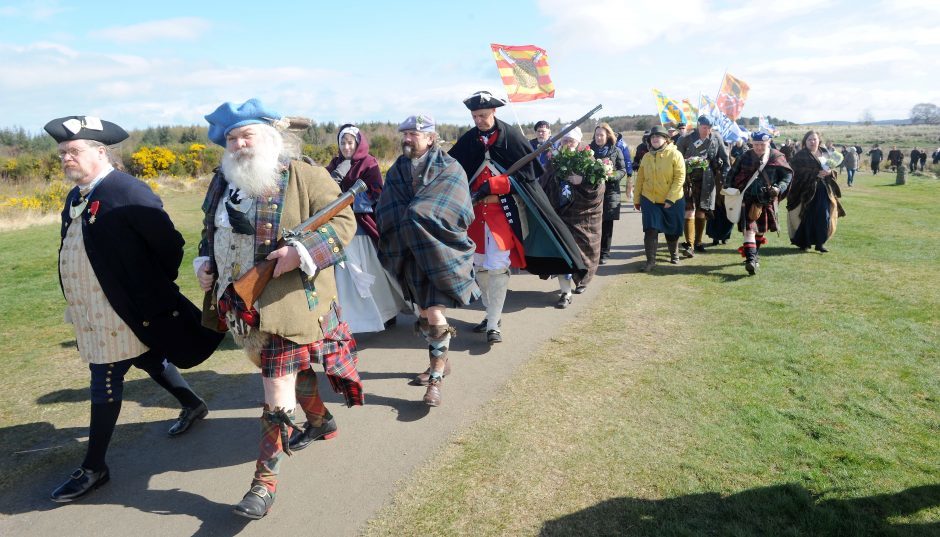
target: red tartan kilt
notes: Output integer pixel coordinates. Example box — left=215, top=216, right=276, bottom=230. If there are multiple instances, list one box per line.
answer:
left=260, top=321, right=354, bottom=379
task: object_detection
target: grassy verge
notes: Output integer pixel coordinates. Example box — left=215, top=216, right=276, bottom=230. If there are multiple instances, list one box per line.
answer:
left=364, top=171, right=939, bottom=536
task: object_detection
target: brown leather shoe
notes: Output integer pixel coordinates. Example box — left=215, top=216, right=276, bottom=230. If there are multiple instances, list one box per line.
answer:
left=411, top=359, right=451, bottom=386
left=423, top=378, right=442, bottom=407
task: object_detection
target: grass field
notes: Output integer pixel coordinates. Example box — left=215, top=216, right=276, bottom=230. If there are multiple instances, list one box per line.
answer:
left=0, top=168, right=937, bottom=535
left=364, top=170, right=940, bottom=536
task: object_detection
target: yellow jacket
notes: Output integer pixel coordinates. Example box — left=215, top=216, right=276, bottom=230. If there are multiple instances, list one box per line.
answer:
left=635, top=143, right=686, bottom=204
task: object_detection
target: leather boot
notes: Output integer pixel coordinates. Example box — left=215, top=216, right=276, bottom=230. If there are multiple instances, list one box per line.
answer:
left=150, top=362, right=207, bottom=437
left=423, top=370, right=443, bottom=407
left=639, top=233, right=658, bottom=272
left=693, top=217, right=707, bottom=251
left=740, top=242, right=758, bottom=275
left=667, top=240, right=680, bottom=264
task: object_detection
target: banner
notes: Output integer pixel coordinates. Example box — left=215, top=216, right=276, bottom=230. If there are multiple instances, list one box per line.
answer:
left=652, top=88, right=687, bottom=126
left=699, top=95, right=750, bottom=144
left=490, top=44, right=555, bottom=102
left=716, top=72, right=750, bottom=120
left=681, top=99, right=698, bottom=124
left=758, top=115, right=777, bottom=136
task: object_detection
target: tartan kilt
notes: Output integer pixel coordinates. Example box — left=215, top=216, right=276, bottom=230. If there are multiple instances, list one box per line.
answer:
left=259, top=305, right=364, bottom=406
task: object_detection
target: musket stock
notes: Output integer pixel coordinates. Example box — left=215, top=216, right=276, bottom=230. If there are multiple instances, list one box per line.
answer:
left=231, top=179, right=367, bottom=308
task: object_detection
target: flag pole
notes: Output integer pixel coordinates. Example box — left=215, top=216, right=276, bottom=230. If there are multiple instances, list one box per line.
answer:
left=505, top=98, right=528, bottom=137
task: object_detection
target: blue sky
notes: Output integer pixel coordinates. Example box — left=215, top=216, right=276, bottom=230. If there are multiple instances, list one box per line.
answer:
left=2, top=0, right=938, bottom=132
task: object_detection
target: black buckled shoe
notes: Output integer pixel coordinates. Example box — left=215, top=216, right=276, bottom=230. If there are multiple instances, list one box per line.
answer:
left=573, top=284, right=587, bottom=294
left=233, top=485, right=274, bottom=519
left=556, top=292, right=572, bottom=309
left=168, top=401, right=208, bottom=437
left=486, top=329, right=502, bottom=344
left=50, top=466, right=110, bottom=503
left=472, top=319, right=500, bottom=333
left=287, top=416, right=338, bottom=451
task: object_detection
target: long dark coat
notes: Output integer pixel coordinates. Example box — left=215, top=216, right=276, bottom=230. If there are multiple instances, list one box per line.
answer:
left=60, top=171, right=223, bottom=368
left=449, top=117, right=586, bottom=278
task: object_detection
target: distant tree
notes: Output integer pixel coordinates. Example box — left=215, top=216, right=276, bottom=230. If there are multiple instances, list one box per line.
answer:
left=179, top=126, right=200, bottom=144
left=634, top=117, right=650, bottom=132
left=859, top=109, right=875, bottom=126
left=909, top=103, right=940, bottom=124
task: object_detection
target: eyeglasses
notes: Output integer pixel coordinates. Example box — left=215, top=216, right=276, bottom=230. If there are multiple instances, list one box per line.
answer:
left=57, top=147, right=88, bottom=160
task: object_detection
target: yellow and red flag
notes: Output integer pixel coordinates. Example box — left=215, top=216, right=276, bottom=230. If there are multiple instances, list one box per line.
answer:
left=716, top=72, right=750, bottom=120
left=490, top=43, right=555, bottom=102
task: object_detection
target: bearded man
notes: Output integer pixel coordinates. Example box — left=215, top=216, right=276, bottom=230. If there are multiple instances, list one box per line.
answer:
left=375, top=114, right=479, bottom=407
left=196, top=99, right=362, bottom=519
left=46, top=116, right=222, bottom=503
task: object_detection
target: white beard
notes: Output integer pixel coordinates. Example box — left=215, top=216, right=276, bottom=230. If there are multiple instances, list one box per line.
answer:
left=221, top=144, right=282, bottom=198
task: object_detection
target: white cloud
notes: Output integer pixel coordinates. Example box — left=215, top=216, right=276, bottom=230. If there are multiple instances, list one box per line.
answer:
left=95, top=17, right=211, bottom=43
left=0, top=1, right=69, bottom=20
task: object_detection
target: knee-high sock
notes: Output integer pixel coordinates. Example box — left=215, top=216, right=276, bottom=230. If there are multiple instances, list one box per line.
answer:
left=694, top=217, right=706, bottom=246
left=475, top=269, right=490, bottom=309
left=684, top=218, right=695, bottom=245
left=147, top=361, right=202, bottom=409
left=82, top=400, right=122, bottom=472
left=253, top=407, right=298, bottom=493
left=485, top=269, right=509, bottom=331
left=296, top=369, right=328, bottom=427
left=426, top=324, right=453, bottom=375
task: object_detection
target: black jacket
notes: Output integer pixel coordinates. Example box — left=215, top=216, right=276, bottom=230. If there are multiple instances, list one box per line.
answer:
left=59, top=171, right=223, bottom=367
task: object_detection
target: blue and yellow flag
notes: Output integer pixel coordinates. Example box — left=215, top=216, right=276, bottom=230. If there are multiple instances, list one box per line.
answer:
left=652, top=88, right=687, bottom=126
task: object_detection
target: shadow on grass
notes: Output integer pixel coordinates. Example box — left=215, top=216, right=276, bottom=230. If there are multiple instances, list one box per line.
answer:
left=540, top=483, right=940, bottom=537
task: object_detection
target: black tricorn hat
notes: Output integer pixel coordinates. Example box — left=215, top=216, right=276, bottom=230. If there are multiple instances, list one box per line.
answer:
left=463, top=90, right=507, bottom=111
left=44, top=116, right=129, bottom=145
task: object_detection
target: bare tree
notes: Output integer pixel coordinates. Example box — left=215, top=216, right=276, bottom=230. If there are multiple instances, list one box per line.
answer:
left=909, top=103, right=940, bottom=124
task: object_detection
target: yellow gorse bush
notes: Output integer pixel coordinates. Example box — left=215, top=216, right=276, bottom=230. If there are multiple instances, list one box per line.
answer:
left=131, top=146, right=177, bottom=178
left=1, top=181, right=71, bottom=213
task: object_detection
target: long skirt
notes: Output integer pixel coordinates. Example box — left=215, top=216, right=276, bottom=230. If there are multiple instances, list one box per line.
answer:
left=335, top=233, right=406, bottom=333
left=788, top=185, right=837, bottom=249
left=640, top=195, right=686, bottom=238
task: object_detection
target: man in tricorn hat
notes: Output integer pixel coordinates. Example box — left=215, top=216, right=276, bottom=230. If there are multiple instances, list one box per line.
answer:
left=45, top=115, right=223, bottom=503
left=375, top=114, right=480, bottom=407
left=196, top=98, right=362, bottom=519
left=449, top=91, right=586, bottom=342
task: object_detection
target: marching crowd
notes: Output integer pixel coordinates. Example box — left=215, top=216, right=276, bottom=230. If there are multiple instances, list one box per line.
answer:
left=45, top=92, right=863, bottom=518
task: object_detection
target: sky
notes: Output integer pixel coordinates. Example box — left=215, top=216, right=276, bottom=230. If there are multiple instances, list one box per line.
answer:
left=1, top=0, right=939, bottom=132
